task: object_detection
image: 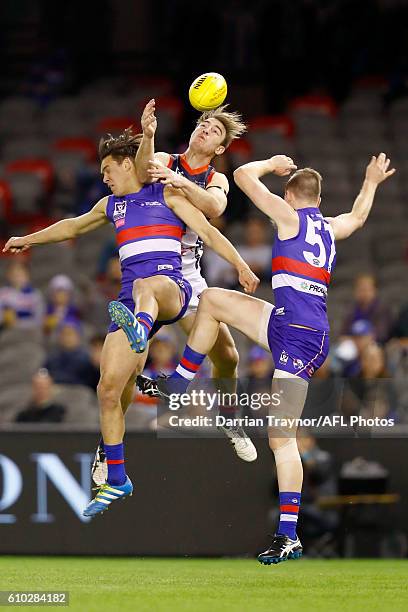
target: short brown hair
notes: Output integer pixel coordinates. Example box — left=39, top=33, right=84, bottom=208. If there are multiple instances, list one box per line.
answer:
left=285, top=168, right=322, bottom=201
left=197, top=104, right=247, bottom=147
left=98, top=126, right=142, bottom=162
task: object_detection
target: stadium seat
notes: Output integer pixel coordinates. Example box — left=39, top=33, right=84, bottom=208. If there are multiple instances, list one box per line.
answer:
left=290, top=95, right=338, bottom=138
left=227, top=139, right=253, bottom=169
left=30, top=242, right=77, bottom=289
left=0, top=97, right=39, bottom=137
left=1, top=138, right=50, bottom=162
left=5, top=159, right=54, bottom=193
left=247, top=115, right=295, bottom=159
left=0, top=343, right=45, bottom=388
left=96, top=116, right=138, bottom=135
left=0, top=384, right=32, bottom=424
left=54, top=384, right=99, bottom=425
left=5, top=173, right=46, bottom=219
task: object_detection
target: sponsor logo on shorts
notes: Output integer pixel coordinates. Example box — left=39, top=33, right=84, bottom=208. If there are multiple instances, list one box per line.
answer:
left=279, top=351, right=289, bottom=364
left=293, top=358, right=304, bottom=370
left=158, top=264, right=173, bottom=271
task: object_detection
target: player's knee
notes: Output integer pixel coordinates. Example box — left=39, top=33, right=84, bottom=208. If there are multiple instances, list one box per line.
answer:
left=133, top=277, right=149, bottom=295
left=269, top=437, right=299, bottom=460
left=199, top=287, right=222, bottom=311
left=212, top=342, right=239, bottom=375
left=97, top=375, right=121, bottom=409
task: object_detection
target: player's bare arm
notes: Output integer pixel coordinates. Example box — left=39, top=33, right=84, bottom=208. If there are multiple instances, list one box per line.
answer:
left=165, top=188, right=259, bottom=293
left=327, top=153, right=396, bottom=241
left=3, top=197, right=109, bottom=253
left=134, top=99, right=170, bottom=183
left=149, top=160, right=228, bottom=218
left=233, top=155, right=298, bottom=235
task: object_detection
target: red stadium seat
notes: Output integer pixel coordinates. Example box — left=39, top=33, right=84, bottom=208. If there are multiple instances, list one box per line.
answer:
left=97, top=117, right=139, bottom=134
left=289, top=95, right=338, bottom=117
left=247, top=115, right=295, bottom=159
left=53, top=138, right=97, bottom=163
left=228, top=139, right=253, bottom=167
left=0, top=180, right=13, bottom=221
left=5, top=159, right=54, bottom=193
left=249, top=115, right=295, bottom=137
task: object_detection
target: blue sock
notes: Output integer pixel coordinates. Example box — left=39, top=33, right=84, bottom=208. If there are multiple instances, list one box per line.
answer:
left=105, top=442, right=126, bottom=486
left=169, top=345, right=206, bottom=393
left=277, top=491, right=301, bottom=540
left=136, top=311, right=154, bottom=338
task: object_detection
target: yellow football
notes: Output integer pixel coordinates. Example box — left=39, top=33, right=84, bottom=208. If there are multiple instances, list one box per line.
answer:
left=188, top=73, right=228, bottom=111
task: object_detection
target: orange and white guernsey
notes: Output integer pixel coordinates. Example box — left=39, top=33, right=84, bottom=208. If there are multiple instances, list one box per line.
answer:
left=167, top=153, right=215, bottom=280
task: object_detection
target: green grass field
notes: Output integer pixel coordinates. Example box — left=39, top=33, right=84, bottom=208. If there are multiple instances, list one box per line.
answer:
left=1, top=557, right=407, bottom=611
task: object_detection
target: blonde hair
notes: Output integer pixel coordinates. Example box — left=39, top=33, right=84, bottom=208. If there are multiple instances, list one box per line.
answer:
left=197, top=104, right=247, bottom=147
left=285, top=168, right=322, bottom=201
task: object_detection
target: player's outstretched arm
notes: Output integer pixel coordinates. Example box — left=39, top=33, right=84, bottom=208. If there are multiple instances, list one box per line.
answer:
left=134, top=99, right=170, bottom=183
left=233, top=156, right=298, bottom=227
left=3, top=197, right=109, bottom=254
left=166, top=190, right=259, bottom=293
left=149, top=160, right=228, bottom=218
left=327, top=153, right=396, bottom=241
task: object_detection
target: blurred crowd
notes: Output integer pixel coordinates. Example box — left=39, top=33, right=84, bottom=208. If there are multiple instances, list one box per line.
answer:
left=1, top=247, right=408, bottom=427
left=0, top=0, right=408, bottom=428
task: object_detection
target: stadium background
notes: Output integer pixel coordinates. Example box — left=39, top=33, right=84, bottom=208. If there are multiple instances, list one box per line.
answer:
left=0, top=0, right=408, bottom=559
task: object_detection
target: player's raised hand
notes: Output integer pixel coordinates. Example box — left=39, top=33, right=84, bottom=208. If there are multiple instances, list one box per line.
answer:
left=366, top=153, right=396, bottom=185
left=238, top=266, right=260, bottom=294
left=148, top=160, right=186, bottom=188
left=269, top=155, right=297, bottom=176
left=3, top=236, right=31, bottom=254
left=141, top=99, right=157, bottom=139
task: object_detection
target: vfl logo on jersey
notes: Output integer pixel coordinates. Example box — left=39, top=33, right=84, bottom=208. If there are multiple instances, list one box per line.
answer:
left=293, top=358, right=304, bottom=370
left=279, top=351, right=289, bottom=364
left=113, top=200, right=127, bottom=221
left=158, top=264, right=173, bottom=271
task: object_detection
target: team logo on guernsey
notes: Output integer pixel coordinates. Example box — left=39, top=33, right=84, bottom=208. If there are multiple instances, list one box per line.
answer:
left=279, top=351, right=289, bottom=364
left=113, top=200, right=127, bottom=222
left=293, top=358, right=304, bottom=370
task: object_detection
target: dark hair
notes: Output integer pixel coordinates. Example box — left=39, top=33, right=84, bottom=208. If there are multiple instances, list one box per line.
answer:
left=98, top=126, right=143, bottom=162
left=285, top=168, right=322, bottom=201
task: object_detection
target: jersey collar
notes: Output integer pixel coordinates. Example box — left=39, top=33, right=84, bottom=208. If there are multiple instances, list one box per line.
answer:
left=180, top=154, right=210, bottom=175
